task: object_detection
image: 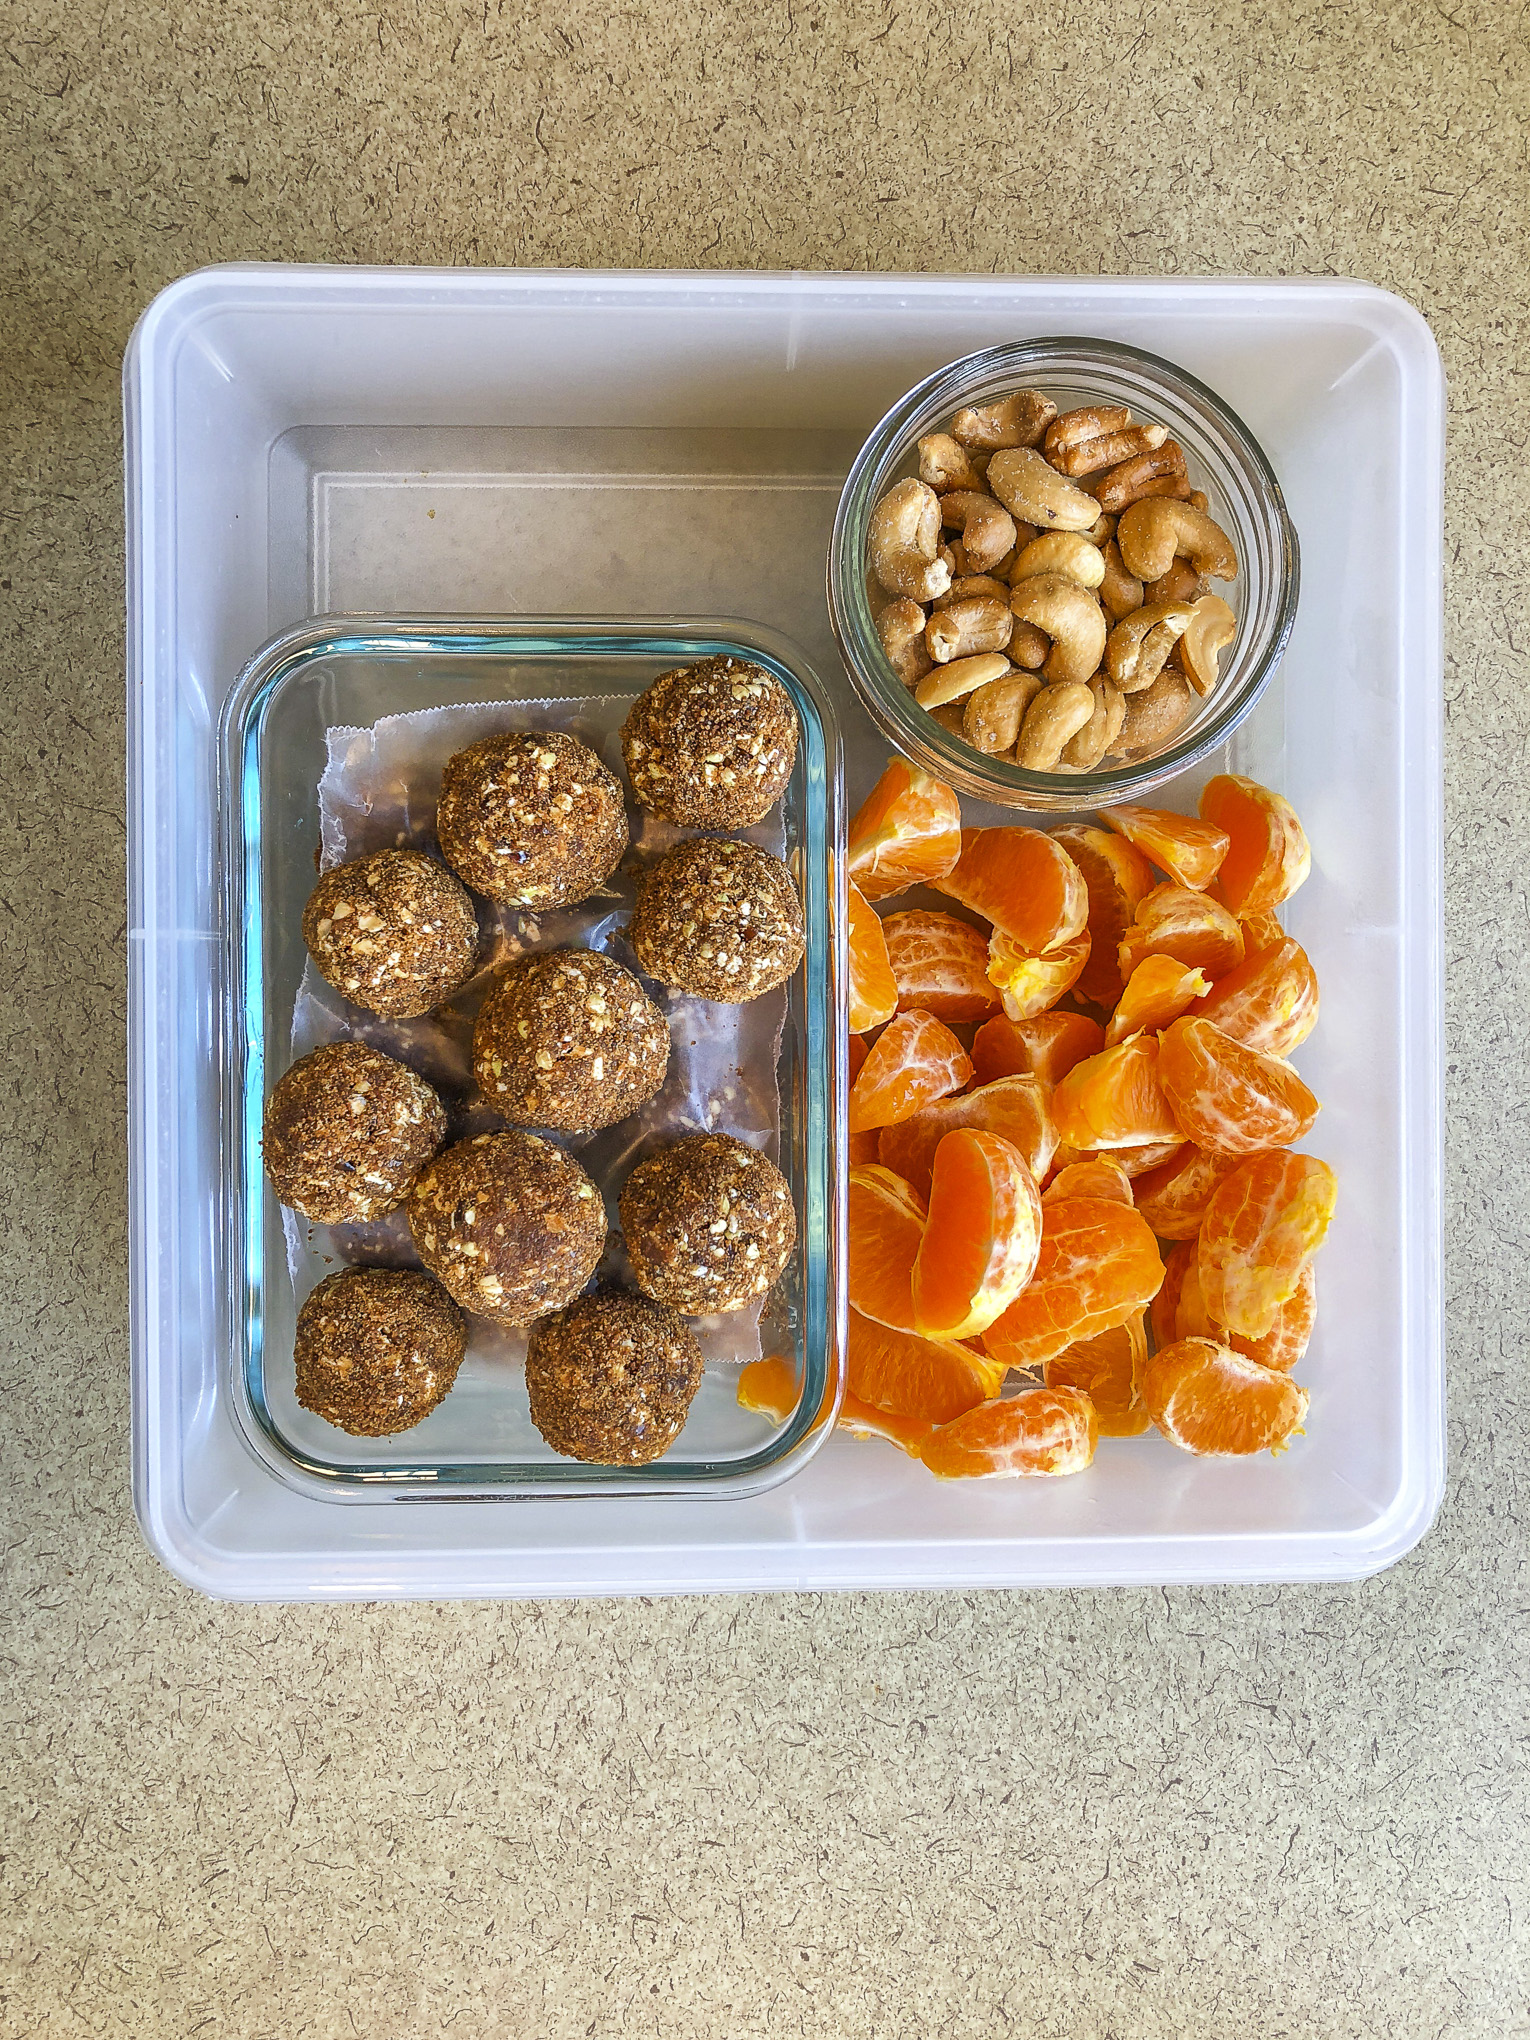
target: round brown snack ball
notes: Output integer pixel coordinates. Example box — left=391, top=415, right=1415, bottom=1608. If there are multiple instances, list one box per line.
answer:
left=619, top=1132, right=796, bottom=1315
left=407, top=1130, right=606, bottom=1324
left=629, top=837, right=805, bottom=1003
left=436, top=731, right=628, bottom=909
left=263, top=1042, right=446, bottom=1224
left=621, top=655, right=798, bottom=828
left=526, top=1290, right=705, bottom=1465
left=294, top=1267, right=467, bottom=1437
left=472, top=948, right=669, bottom=1133
left=301, top=850, right=479, bottom=1018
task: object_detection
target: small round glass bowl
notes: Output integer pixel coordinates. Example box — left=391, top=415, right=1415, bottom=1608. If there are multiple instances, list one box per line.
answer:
left=828, top=337, right=1300, bottom=811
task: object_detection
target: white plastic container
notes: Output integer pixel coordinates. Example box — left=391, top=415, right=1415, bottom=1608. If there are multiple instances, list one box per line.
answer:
left=127, top=266, right=1444, bottom=1597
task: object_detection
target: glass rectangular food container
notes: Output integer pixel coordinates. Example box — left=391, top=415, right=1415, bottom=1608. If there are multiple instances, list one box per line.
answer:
left=219, top=614, right=846, bottom=1500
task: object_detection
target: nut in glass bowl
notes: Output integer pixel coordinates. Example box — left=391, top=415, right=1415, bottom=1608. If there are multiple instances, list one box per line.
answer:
left=828, top=338, right=1300, bottom=811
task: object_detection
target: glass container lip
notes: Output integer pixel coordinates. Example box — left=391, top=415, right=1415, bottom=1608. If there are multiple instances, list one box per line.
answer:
left=828, top=335, right=1301, bottom=810
left=216, top=611, right=847, bottom=1504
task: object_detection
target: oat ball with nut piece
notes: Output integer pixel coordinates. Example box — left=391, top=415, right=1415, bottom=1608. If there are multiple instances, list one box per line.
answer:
left=472, top=948, right=669, bottom=1133
left=629, top=837, right=805, bottom=1003
left=294, top=1266, right=467, bottom=1436
left=262, top=1041, right=446, bottom=1224
left=619, top=1132, right=796, bottom=1315
left=620, top=655, right=799, bottom=828
left=407, top=1130, right=606, bottom=1324
left=302, top=849, right=479, bottom=1018
left=435, top=730, right=629, bottom=909
left=525, top=1289, right=705, bottom=1464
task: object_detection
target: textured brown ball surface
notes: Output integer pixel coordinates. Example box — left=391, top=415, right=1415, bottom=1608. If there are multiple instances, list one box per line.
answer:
left=472, top=949, right=669, bottom=1132
left=436, top=731, right=628, bottom=908
left=621, top=655, right=798, bottom=828
left=262, top=1042, right=446, bottom=1224
left=526, top=1290, right=704, bottom=1464
left=619, top=1132, right=796, bottom=1315
left=294, top=1267, right=467, bottom=1436
left=407, top=1130, right=606, bottom=1324
left=301, top=850, right=479, bottom=1018
left=629, top=837, right=805, bottom=1003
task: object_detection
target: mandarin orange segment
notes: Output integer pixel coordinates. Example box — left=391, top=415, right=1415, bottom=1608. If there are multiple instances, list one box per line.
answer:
left=1157, top=1016, right=1319, bottom=1155
left=1197, top=1149, right=1337, bottom=1338
left=736, top=1352, right=801, bottom=1422
left=1113, top=1138, right=1189, bottom=1179
left=848, top=1129, right=882, bottom=1164
left=1175, top=1253, right=1316, bottom=1374
left=982, top=1196, right=1165, bottom=1371
left=972, top=1011, right=1104, bottom=1086
left=1151, top=1240, right=1195, bottom=1350
left=1131, top=1143, right=1244, bottom=1239
left=1104, top=805, right=1230, bottom=891
left=912, top=1129, right=1043, bottom=1340
left=1051, top=1034, right=1184, bottom=1152
left=882, top=909, right=1000, bottom=1024
left=1190, top=937, right=1319, bottom=1058
left=1043, top=1156, right=1135, bottom=1208
left=847, top=1307, right=1005, bottom=1423
left=1140, top=1337, right=1309, bottom=1457
left=847, top=1032, right=869, bottom=1085
left=877, top=1072, right=1057, bottom=1200
left=1045, top=1314, right=1149, bottom=1437
left=920, top=1386, right=1098, bottom=1479
left=847, top=1009, right=973, bottom=1134
left=987, top=928, right=1091, bottom=1020
left=1118, top=882, right=1246, bottom=983
left=847, top=758, right=962, bottom=903
left=1200, top=774, right=1311, bottom=916
left=933, top=827, right=1089, bottom=954
left=1051, top=823, right=1155, bottom=1007
left=1104, top=955, right=1211, bottom=1047
left=847, top=881, right=898, bottom=1033
left=1238, top=908, right=1287, bottom=956
left=839, top=1392, right=937, bottom=1457
left=847, top=1163, right=927, bottom=1333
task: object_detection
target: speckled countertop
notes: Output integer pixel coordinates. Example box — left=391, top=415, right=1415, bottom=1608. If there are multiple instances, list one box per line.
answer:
left=1, top=3, right=1524, bottom=2034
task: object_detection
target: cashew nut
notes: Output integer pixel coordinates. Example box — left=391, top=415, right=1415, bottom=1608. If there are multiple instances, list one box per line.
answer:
left=939, top=491, right=1018, bottom=575
left=1044, top=405, right=1169, bottom=478
left=1145, top=559, right=1208, bottom=605
left=1179, top=594, right=1238, bottom=696
left=918, top=433, right=988, bottom=494
left=1117, top=498, right=1239, bottom=583
left=1087, top=511, right=1117, bottom=546
left=875, top=597, right=933, bottom=689
left=1189, top=489, right=1209, bottom=513
left=932, top=574, right=1012, bottom=609
left=914, top=651, right=1012, bottom=710
left=1012, top=531, right=1106, bottom=590
left=1094, top=441, right=1189, bottom=514
left=926, top=596, right=1013, bottom=665
left=869, top=478, right=952, bottom=602
left=1060, top=678, right=1126, bottom=771
left=1010, top=621, right=1050, bottom=670
left=951, top=389, right=1056, bottom=451
left=986, top=448, right=1100, bottom=533
left=1111, top=668, right=1194, bottom=759
left=1099, top=539, right=1145, bottom=623
left=1043, top=404, right=1129, bottom=462
left=1015, top=682, right=1098, bottom=771
left=1104, top=599, right=1197, bottom=693
left=962, top=673, right=1043, bottom=756
left=1008, top=572, right=1108, bottom=688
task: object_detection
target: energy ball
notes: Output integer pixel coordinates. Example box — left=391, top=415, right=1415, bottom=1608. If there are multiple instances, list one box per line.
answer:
left=629, top=837, right=805, bottom=1003
left=263, top=1042, right=446, bottom=1224
left=407, top=1130, right=606, bottom=1324
left=525, top=1290, right=704, bottom=1465
left=294, top=1266, right=467, bottom=1437
left=621, top=655, right=798, bottom=828
left=301, top=850, right=479, bottom=1018
left=472, top=948, right=669, bottom=1133
left=436, top=730, right=628, bottom=909
left=619, top=1132, right=796, bottom=1315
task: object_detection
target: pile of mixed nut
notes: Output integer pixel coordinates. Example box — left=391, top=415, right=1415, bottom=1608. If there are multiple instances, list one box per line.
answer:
left=868, top=390, right=1240, bottom=772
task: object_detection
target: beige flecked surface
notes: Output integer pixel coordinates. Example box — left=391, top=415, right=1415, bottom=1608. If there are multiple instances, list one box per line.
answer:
left=2, top=3, right=1526, bottom=2035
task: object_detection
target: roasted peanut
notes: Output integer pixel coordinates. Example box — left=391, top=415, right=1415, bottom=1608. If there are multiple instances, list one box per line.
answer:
left=1009, top=572, right=1108, bottom=688
left=1099, top=539, right=1145, bottom=623
left=914, top=651, right=1012, bottom=710
left=869, top=478, right=951, bottom=602
left=875, top=597, right=933, bottom=689
left=962, top=673, right=1043, bottom=756
left=1112, top=668, right=1193, bottom=758
left=1015, top=681, right=1097, bottom=770
left=1105, top=599, right=1197, bottom=693
left=927, top=700, right=969, bottom=737
left=1060, top=678, right=1126, bottom=770
left=1012, top=531, right=1107, bottom=590
left=1094, top=441, right=1189, bottom=514
left=951, top=389, right=1056, bottom=451
left=1010, top=621, right=1050, bottom=670
left=939, top=491, right=1018, bottom=575
left=987, top=448, right=1100, bottom=533
left=1117, top=498, right=1239, bottom=583
left=926, top=596, right=1013, bottom=665
left=1179, top=593, right=1238, bottom=696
